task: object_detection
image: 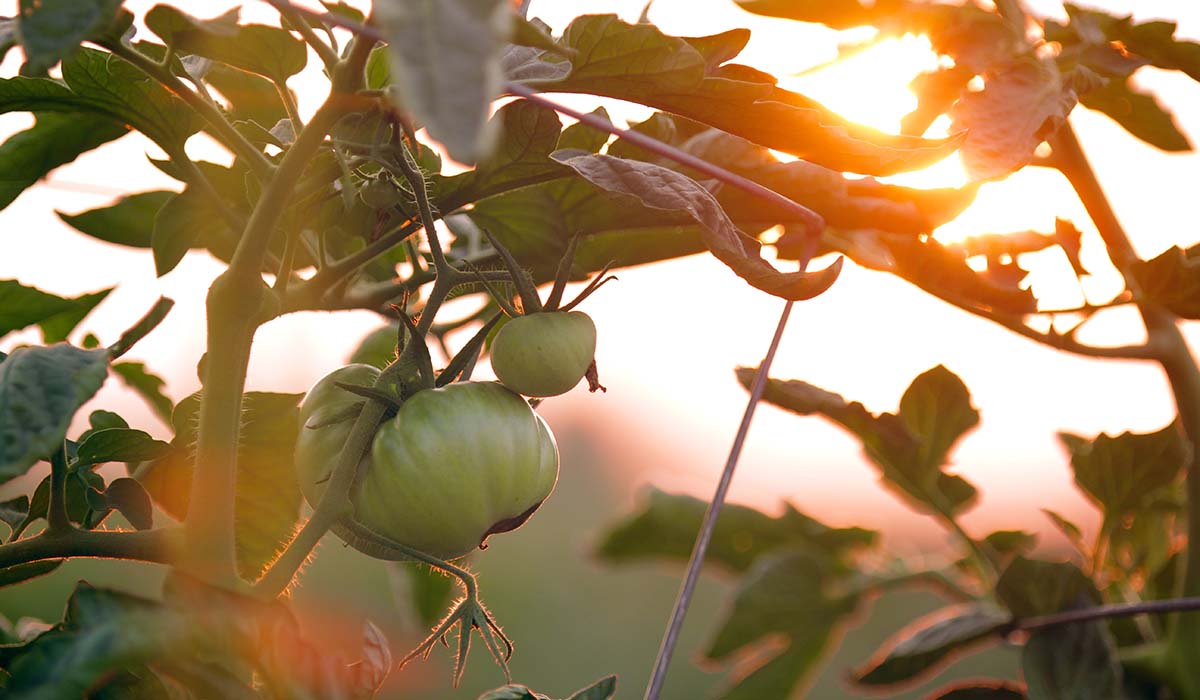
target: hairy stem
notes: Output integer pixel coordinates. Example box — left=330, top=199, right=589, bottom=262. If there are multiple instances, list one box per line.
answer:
left=0, top=527, right=184, bottom=569
left=46, top=444, right=72, bottom=534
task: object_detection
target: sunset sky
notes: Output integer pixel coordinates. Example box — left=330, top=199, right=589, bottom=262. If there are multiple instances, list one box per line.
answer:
left=1, top=0, right=1199, bottom=550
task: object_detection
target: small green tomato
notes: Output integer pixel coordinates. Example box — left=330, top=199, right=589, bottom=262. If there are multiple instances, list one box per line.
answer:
left=490, top=311, right=597, bottom=398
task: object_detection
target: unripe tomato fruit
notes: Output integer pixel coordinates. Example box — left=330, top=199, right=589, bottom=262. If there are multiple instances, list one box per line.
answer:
left=490, top=311, right=597, bottom=397
left=296, top=365, right=559, bottom=560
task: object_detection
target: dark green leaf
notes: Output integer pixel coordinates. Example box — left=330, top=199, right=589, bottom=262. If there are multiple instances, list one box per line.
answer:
left=348, top=324, right=400, bottom=369
left=1130, top=244, right=1200, bottom=319
left=0, top=17, right=16, bottom=65
left=16, top=0, right=123, bottom=75
left=389, top=562, right=455, bottom=628
left=378, top=0, right=512, bottom=163
left=0, top=345, right=109, bottom=483
left=1042, top=509, right=1084, bottom=549
left=0, top=495, right=29, bottom=530
left=853, top=606, right=1010, bottom=687
left=75, top=428, right=170, bottom=466
left=0, top=112, right=128, bottom=212
left=1023, top=624, right=1123, bottom=700
left=951, top=57, right=1098, bottom=180
left=1081, top=77, right=1191, bottom=152
left=205, top=64, right=289, bottom=126
left=147, top=6, right=307, bottom=82
left=18, top=471, right=101, bottom=534
left=152, top=188, right=226, bottom=276
left=1059, top=5, right=1200, bottom=83
left=739, top=365, right=980, bottom=517
left=566, top=676, right=617, bottom=700
left=554, top=153, right=842, bottom=300
left=0, top=560, right=62, bottom=589
left=140, top=391, right=304, bottom=579
left=103, top=477, right=153, bottom=530
left=57, top=191, right=172, bottom=249
left=597, top=488, right=874, bottom=572
left=930, top=681, right=1028, bottom=699
left=111, top=362, right=173, bottom=424
left=479, top=686, right=545, bottom=700
left=0, top=280, right=112, bottom=343
left=88, top=410, right=128, bottom=431
left=983, top=530, right=1037, bottom=558
left=1059, top=423, right=1186, bottom=517
left=59, top=48, right=201, bottom=150
left=996, top=557, right=1097, bottom=618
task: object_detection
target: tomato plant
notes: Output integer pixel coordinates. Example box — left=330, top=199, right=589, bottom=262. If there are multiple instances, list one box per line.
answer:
left=0, top=0, right=1198, bottom=699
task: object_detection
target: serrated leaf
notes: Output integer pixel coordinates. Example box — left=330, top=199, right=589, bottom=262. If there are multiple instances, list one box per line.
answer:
left=0, top=345, right=109, bottom=483
left=951, top=57, right=1098, bottom=180
left=0, top=111, right=128, bottom=212
left=139, top=392, right=304, bottom=579
left=151, top=189, right=225, bottom=276
left=597, top=488, right=874, bottom=573
left=74, top=428, right=170, bottom=467
left=103, top=477, right=153, bottom=531
left=1130, top=244, right=1200, bottom=319
left=739, top=365, right=980, bottom=517
left=1058, top=5, right=1200, bottom=83
left=147, top=6, right=307, bottom=82
left=111, top=362, right=173, bottom=424
left=903, top=65, right=974, bottom=137
left=1023, top=624, right=1123, bottom=700
left=534, top=14, right=961, bottom=176
left=59, top=47, right=201, bottom=150
left=996, top=556, right=1097, bottom=618
left=1080, top=76, right=1191, bottom=152
left=378, top=0, right=511, bottom=163
left=554, top=153, right=842, bottom=300
left=57, top=191, right=172, bottom=249
left=205, top=63, right=289, bottom=127
left=0, top=280, right=112, bottom=343
left=853, top=606, right=1010, bottom=687
left=0, top=560, right=62, bottom=589
left=1059, top=423, right=1186, bottom=518
left=16, top=0, right=123, bottom=76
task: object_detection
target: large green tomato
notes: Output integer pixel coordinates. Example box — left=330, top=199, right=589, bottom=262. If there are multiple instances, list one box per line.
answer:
left=296, top=368, right=558, bottom=560
left=490, top=311, right=597, bottom=397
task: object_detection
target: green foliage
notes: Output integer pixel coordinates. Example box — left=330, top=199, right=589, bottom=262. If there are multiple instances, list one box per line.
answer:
left=0, top=344, right=109, bottom=483
left=146, top=6, right=307, bottom=82
left=57, top=191, right=172, bottom=249
left=1130, top=245, right=1200, bottom=318
left=0, top=280, right=111, bottom=343
left=0, top=112, right=128, bottom=212
left=110, top=361, right=173, bottom=423
left=853, top=606, right=1010, bottom=688
left=479, top=676, right=617, bottom=700
left=1022, top=624, right=1124, bottom=700
left=15, top=0, right=124, bottom=76
left=140, top=391, right=304, bottom=580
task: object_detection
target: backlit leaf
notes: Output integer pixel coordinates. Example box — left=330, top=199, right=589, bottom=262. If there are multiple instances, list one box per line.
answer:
left=146, top=6, right=306, bottom=81
left=996, top=557, right=1097, bottom=618
left=1059, top=423, right=1186, bottom=517
left=111, top=361, right=173, bottom=424
left=853, top=606, right=1010, bottom=687
left=378, top=0, right=512, bottom=163
left=57, top=191, right=172, bottom=249
left=74, top=428, right=170, bottom=467
left=0, top=344, right=109, bottom=483
left=0, top=280, right=112, bottom=343
left=930, top=681, right=1028, bottom=699
left=16, top=0, right=123, bottom=75
left=102, top=477, right=153, bottom=531
left=1023, top=624, right=1123, bottom=700
left=1081, top=76, right=1191, bottom=152
left=1130, top=245, right=1200, bottom=319
left=0, top=112, right=128, bottom=212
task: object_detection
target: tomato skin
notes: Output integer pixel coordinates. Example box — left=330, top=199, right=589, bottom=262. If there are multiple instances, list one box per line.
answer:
left=357, top=382, right=558, bottom=560
left=295, top=364, right=381, bottom=507
left=295, top=372, right=558, bottom=561
left=490, top=311, right=597, bottom=397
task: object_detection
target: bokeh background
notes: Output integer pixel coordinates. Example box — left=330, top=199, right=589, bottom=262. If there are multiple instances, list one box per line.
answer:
left=1, top=0, right=1198, bottom=697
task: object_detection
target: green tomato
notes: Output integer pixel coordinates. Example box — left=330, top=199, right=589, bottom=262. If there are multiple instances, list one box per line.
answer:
left=295, top=371, right=558, bottom=560
left=295, top=363, right=381, bottom=505
left=490, top=311, right=597, bottom=397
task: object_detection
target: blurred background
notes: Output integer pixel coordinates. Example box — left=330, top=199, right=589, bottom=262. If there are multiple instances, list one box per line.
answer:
left=0, top=0, right=1198, bottom=696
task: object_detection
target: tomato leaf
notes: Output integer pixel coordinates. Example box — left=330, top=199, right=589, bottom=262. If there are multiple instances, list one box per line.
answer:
left=205, top=63, right=290, bottom=127
left=0, top=560, right=63, bottom=589
left=852, top=605, right=1011, bottom=687
left=554, top=153, right=843, bottom=300
left=0, top=111, right=129, bottom=212
left=139, top=392, right=304, bottom=580
left=996, top=556, right=1097, bottom=618
left=57, top=191, right=172, bottom=249
left=738, top=365, right=980, bottom=517
left=151, top=188, right=228, bottom=276
left=929, top=681, right=1029, bottom=699
left=74, top=428, right=170, bottom=467
left=378, top=0, right=512, bottom=163
left=15, top=0, right=124, bottom=76
left=597, top=488, right=875, bottom=573
left=1022, top=624, right=1123, bottom=700
left=59, top=47, right=201, bottom=151
left=531, top=14, right=961, bottom=176
left=1080, top=76, right=1191, bottom=152
left=0, top=495, right=30, bottom=531
left=951, top=57, right=1098, bottom=180
left=566, top=676, right=618, bottom=700
left=705, top=549, right=858, bottom=700
left=1059, top=423, right=1187, bottom=518
left=387, top=562, right=456, bottom=628
left=111, top=361, right=173, bottom=424
left=1130, top=245, right=1200, bottom=319
left=146, top=6, right=307, bottom=82
left=0, top=280, right=112, bottom=344
left=103, top=477, right=153, bottom=531
left=0, top=345, right=109, bottom=484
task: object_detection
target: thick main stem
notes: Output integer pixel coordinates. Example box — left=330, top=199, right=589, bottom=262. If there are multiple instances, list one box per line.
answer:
left=1051, top=122, right=1200, bottom=671
left=0, top=527, right=184, bottom=569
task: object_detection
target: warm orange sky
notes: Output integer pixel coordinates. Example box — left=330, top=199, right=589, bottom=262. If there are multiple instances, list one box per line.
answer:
left=1, top=0, right=1199, bottom=550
